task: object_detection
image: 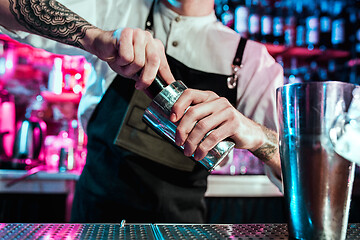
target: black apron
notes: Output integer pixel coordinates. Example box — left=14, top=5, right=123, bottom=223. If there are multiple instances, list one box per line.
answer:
left=71, top=2, right=247, bottom=223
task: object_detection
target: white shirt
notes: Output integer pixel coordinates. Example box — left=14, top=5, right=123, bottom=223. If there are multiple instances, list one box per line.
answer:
left=0, top=0, right=284, bottom=189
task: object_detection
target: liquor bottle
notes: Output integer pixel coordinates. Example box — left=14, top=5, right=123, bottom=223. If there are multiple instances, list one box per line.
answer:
left=221, top=4, right=235, bottom=29
left=305, top=1, right=320, bottom=50
left=331, top=1, right=347, bottom=50
left=248, top=0, right=261, bottom=41
left=284, top=0, right=296, bottom=47
left=287, top=57, right=303, bottom=84
left=234, top=0, right=250, bottom=37
left=215, top=0, right=227, bottom=17
left=347, top=0, right=360, bottom=58
left=308, top=61, right=322, bottom=82
left=272, top=0, right=285, bottom=45
left=295, top=1, right=307, bottom=47
left=348, top=1, right=360, bottom=85
left=356, top=15, right=360, bottom=58
left=319, top=0, right=332, bottom=50
left=48, top=57, right=63, bottom=94
left=260, top=0, right=273, bottom=43
left=327, top=59, right=337, bottom=81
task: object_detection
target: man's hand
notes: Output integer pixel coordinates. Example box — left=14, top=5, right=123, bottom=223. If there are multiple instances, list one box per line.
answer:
left=0, top=0, right=175, bottom=90
left=170, top=88, right=281, bottom=176
left=90, top=28, right=175, bottom=90
left=170, top=89, right=264, bottom=159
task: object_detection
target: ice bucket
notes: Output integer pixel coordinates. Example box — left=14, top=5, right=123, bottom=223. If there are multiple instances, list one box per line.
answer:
left=276, top=81, right=358, bottom=240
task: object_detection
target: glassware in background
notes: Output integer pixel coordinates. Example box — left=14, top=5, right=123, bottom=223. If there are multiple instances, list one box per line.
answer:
left=0, top=89, right=15, bottom=159
left=330, top=87, right=360, bottom=164
left=0, top=40, right=16, bottom=83
left=44, top=119, right=87, bottom=173
left=44, top=130, right=75, bottom=172
left=234, top=0, right=249, bottom=38
left=211, top=149, right=264, bottom=175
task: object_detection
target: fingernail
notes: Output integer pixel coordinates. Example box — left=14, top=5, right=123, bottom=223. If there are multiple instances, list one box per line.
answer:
left=184, top=148, right=191, bottom=157
left=170, top=113, right=177, bottom=122
left=194, top=150, right=201, bottom=161
left=175, top=137, right=181, bottom=146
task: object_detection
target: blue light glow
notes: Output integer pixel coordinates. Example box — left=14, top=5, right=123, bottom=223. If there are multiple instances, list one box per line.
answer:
left=167, top=0, right=181, bottom=8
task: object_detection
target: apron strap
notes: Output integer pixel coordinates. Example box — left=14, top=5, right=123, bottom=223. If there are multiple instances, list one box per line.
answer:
left=145, top=1, right=156, bottom=31
left=227, top=37, right=247, bottom=90
left=233, top=37, right=247, bottom=67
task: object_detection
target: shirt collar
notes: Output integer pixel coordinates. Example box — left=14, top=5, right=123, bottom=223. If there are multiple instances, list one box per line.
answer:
left=158, top=1, right=218, bottom=24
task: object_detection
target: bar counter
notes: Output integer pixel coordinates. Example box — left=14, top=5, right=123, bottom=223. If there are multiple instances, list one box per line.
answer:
left=0, top=170, right=282, bottom=197
left=1, top=223, right=360, bottom=239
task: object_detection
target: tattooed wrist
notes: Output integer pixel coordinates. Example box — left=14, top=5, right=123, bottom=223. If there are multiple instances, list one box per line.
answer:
left=9, top=0, right=96, bottom=49
left=250, top=125, right=278, bottom=162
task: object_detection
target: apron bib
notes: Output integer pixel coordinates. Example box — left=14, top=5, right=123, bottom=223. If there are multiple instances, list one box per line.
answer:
left=113, top=1, right=247, bottom=171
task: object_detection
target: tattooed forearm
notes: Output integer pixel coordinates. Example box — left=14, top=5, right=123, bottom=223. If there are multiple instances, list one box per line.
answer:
left=250, top=125, right=279, bottom=162
left=8, top=0, right=96, bottom=49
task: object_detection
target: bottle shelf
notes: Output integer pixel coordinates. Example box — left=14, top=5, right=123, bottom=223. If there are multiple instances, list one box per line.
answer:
left=41, top=91, right=81, bottom=104
left=347, top=58, right=360, bottom=67
left=264, top=44, right=287, bottom=55
left=265, top=43, right=350, bottom=60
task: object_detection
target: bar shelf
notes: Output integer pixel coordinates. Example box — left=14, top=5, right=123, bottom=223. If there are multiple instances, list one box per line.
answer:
left=265, top=43, right=350, bottom=60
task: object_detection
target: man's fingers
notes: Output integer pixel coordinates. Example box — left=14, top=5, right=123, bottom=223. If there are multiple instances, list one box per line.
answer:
left=136, top=37, right=161, bottom=89
left=108, top=27, right=176, bottom=91
left=175, top=98, right=228, bottom=147
left=171, top=89, right=219, bottom=122
left=118, top=28, right=135, bottom=66
left=155, top=40, right=175, bottom=85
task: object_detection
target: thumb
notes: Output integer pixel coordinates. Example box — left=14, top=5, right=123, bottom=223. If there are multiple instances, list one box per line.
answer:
left=158, top=57, right=176, bottom=85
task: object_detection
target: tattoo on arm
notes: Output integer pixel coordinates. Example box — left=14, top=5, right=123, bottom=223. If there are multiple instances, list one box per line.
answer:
left=9, top=0, right=95, bottom=49
left=250, top=125, right=279, bottom=162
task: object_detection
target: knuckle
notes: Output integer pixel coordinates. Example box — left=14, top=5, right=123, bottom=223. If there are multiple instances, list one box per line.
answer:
left=225, top=106, right=237, bottom=120
left=196, top=120, right=209, bottom=131
left=185, top=107, right=196, bottom=118
left=147, top=52, right=160, bottom=64
left=182, top=89, right=192, bottom=97
left=132, top=28, right=143, bottom=37
left=154, top=39, right=164, bottom=49
left=218, top=97, right=230, bottom=105
left=207, top=131, right=220, bottom=142
left=176, top=126, right=186, bottom=138
left=122, top=27, right=132, bottom=35
left=144, top=30, right=153, bottom=39
left=207, top=90, right=218, bottom=97
left=133, top=57, right=145, bottom=68
left=120, top=53, right=134, bottom=65
left=186, top=136, right=196, bottom=146
left=120, top=28, right=133, bottom=41
left=198, top=143, right=210, bottom=154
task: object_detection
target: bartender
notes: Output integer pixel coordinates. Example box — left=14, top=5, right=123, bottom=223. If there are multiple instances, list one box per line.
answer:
left=0, top=0, right=283, bottom=223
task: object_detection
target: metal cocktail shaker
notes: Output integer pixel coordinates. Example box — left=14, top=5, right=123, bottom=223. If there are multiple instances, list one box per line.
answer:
left=142, top=76, right=235, bottom=171
left=277, top=81, right=357, bottom=240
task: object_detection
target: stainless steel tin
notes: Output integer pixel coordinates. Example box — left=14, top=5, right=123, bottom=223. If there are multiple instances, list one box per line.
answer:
left=277, top=81, right=358, bottom=240
left=143, top=80, right=235, bottom=171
